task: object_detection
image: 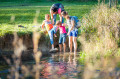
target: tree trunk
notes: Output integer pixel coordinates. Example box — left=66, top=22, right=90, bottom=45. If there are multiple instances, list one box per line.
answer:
left=109, top=0, right=112, bottom=8
left=115, top=0, right=118, bottom=8
left=98, top=0, right=100, bottom=5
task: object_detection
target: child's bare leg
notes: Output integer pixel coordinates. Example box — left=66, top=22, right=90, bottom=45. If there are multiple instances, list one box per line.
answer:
left=63, top=43, right=66, bottom=53
left=59, top=44, right=62, bottom=52
left=73, top=37, right=77, bottom=54
left=69, top=36, right=73, bottom=53
left=52, top=44, right=54, bottom=49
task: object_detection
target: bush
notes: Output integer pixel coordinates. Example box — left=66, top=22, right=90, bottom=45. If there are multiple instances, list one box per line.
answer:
left=79, top=4, right=120, bottom=56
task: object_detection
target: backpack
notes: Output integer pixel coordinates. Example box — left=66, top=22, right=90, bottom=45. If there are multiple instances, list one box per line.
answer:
left=71, top=16, right=81, bottom=29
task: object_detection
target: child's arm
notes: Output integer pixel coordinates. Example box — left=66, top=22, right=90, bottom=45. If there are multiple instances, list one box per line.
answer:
left=51, top=11, right=54, bottom=25
left=67, top=20, right=75, bottom=35
left=70, top=20, right=75, bottom=31
left=59, top=14, right=62, bottom=23
left=62, top=23, right=67, bottom=27
left=41, top=21, right=45, bottom=29
left=52, top=19, right=54, bottom=25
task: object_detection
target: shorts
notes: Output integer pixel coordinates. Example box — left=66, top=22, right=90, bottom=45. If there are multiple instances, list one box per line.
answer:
left=59, top=33, right=67, bottom=44
left=69, top=30, right=78, bottom=37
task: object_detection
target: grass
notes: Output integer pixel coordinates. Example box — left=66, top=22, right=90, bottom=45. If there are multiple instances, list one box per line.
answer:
left=1, top=2, right=120, bottom=78
left=0, top=1, right=96, bottom=36
left=77, top=4, right=120, bottom=78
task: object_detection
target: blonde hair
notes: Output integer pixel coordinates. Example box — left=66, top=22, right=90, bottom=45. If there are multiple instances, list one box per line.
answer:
left=45, top=14, right=50, bottom=19
left=61, top=11, right=68, bottom=16
left=56, top=21, right=62, bottom=25
left=66, top=15, right=70, bottom=19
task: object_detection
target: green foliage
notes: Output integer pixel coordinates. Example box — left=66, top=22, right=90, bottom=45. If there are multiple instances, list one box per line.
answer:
left=79, top=51, right=86, bottom=64
left=0, top=0, right=98, bottom=2
left=115, top=48, right=120, bottom=56
left=0, top=2, right=95, bottom=36
left=79, top=4, right=120, bottom=59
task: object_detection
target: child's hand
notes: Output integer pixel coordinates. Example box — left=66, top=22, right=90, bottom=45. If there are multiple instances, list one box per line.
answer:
left=54, top=34, right=57, bottom=37
left=59, top=13, right=62, bottom=17
left=39, top=25, right=42, bottom=28
left=41, top=28, right=46, bottom=32
left=62, top=23, right=67, bottom=26
left=41, top=28, right=44, bottom=31
left=67, top=32, right=70, bottom=36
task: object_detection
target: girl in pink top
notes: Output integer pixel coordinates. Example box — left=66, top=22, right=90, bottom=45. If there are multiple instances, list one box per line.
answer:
left=56, top=21, right=67, bottom=52
left=59, top=25, right=67, bottom=34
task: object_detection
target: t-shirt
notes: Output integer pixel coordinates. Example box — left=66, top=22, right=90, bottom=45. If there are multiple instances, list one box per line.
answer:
left=42, top=20, right=53, bottom=31
left=67, top=16, right=77, bottom=31
left=59, top=26, right=67, bottom=34
left=50, top=3, right=64, bottom=14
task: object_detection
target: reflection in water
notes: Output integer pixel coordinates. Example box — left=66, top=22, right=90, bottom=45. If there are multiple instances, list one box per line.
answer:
left=0, top=53, right=81, bottom=79
left=1, top=52, right=120, bottom=79
left=35, top=67, right=40, bottom=79
left=40, top=52, right=80, bottom=79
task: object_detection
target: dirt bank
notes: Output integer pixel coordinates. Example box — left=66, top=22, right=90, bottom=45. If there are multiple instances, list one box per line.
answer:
left=0, top=32, right=74, bottom=61
left=0, top=32, right=81, bottom=61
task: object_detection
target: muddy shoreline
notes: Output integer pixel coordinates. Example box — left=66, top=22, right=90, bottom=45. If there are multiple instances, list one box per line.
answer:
left=0, top=33, right=73, bottom=61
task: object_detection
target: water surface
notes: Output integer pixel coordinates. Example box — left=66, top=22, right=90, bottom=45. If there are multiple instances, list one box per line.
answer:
left=0, top=52, right=83, bottom=79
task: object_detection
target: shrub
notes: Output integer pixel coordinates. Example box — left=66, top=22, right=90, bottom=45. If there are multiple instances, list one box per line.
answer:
left=79, top=4, right=120, bottom=56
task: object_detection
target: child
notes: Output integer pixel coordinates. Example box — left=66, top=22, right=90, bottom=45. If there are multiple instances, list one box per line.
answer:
left=61, top=11, right=79, bottom=53
left=41, top=14, right=57, bottom=50
left=56, top=21, right=67, bottom=52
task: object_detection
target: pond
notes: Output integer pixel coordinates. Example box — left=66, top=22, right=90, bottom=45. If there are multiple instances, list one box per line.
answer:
left=1, top=52, right=120, bottom=79
left=0, top=52, right=84, bottom=79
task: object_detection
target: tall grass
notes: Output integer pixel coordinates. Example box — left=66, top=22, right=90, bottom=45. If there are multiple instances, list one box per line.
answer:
left=78, top=3, right=120, bottom=79
left=80, top=3, right=120, bottom=57
left=1, top=2, right=120, bottom=79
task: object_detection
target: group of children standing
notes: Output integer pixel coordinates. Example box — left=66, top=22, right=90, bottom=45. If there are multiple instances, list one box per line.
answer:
left=41, top=3, right=80, bottom=53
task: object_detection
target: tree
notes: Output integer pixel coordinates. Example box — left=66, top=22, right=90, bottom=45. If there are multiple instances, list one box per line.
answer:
left=115, top=0, right=118, bottom=8
left=109, top=0, right=118, bottom=8
left=98, top=0, right=100, bottom=5
left=104, top=0, right=105, bottom=3
left=109, top=0, right=111, bottom=8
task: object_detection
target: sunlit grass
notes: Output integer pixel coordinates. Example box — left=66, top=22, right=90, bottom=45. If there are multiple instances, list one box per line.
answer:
left=1, top=1, right=120, bottom=79
left=0, top=2, right=95, bottom=36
